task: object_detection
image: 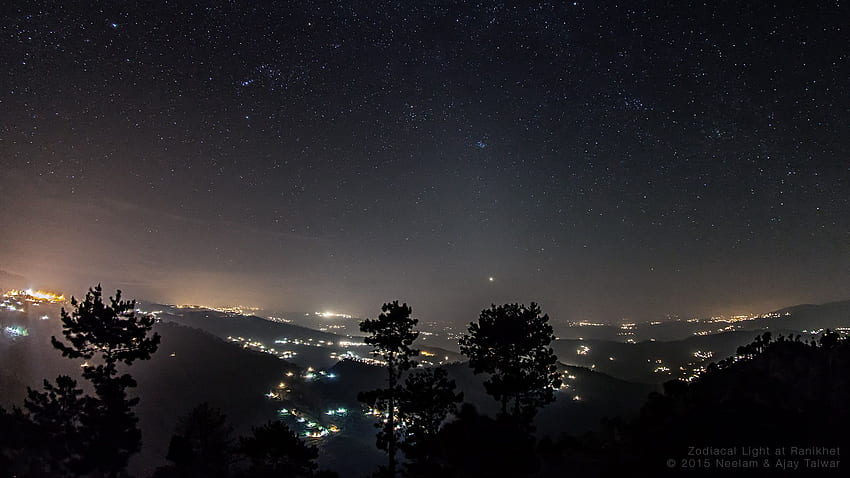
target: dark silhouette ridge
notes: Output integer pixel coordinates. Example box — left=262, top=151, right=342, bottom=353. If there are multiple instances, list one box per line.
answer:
left=238, top=420, right=330, bottom=478
left=537, top=330, right=849, bottom=476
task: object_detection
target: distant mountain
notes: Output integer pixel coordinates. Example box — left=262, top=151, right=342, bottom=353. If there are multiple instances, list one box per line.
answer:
left=556, top=298, right=850, bottom=343
left=147, top=303, right=464, bottom=369
left=552, top=299, right=850, bottom=383
left=553, top=331, right=757, bottom=383
left=772, top=299, right=850, bottom=329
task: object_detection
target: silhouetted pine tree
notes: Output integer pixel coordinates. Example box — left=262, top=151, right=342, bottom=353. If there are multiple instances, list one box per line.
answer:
left=397, top=367, right=463, bottom=476
left=424, top=403, right=540, bottom=478
left=153, top=403, right=235, bottom=478
left=1, top=285, right=160, bottom=476
left=357, top=301, right=420, bottom=477
left=238, top=420, right=325, bottom=478
left=20, top=375, right=93, bottom=475
left=41, top=285, right=160, bottom=476
left=459, top=303, right=561, bottom=426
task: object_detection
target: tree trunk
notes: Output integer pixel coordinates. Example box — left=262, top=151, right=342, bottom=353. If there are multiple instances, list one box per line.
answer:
left=513, top=395, right=520, bottom=418
left=388, top=355, right=396, bottom=477
left=388, top=392, right=396, bottom=477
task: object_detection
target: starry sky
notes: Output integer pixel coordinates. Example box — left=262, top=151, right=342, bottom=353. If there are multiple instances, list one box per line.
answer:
left=1, top=1, right=848, bottom=325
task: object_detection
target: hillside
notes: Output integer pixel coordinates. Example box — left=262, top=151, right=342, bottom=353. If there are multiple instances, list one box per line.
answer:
left=0, top=307, right=295, bottom=477
left=149, top=304, right=464, bottom=369
left=4, top=296, right=849, bottom=476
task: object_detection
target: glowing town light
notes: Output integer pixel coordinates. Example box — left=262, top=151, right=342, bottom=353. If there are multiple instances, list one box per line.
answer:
left=4, top=326, right=28, bottom=337
left=5, top=289, right=66, bottom=303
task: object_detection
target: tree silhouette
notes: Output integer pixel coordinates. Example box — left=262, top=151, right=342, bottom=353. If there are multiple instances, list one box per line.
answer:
left=52, top=284, right=160, bottom=367
left=153, top=403, right=235, bottom=478
left=425, top=403, right=540, bottom=477
left=357, top=301, right=420, bottom=477
left=397, top=367, right=463, bottom=476
left=20, top=375, right=92, bottom=475
left=238, top=420, right=321, bottom=478
left=0, top=406, right=14, bottom=472
left=459, top=303, right=560, bottom=424
left=0, top=377, right=93, bottom=476
left=48, top=284, right=161, bottom=476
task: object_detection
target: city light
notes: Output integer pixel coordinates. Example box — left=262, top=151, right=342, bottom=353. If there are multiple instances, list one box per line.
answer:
left=4, top=326, right=28, bottom=337
left=3, top=288, right=66, bottom=305
left=176, top=304, right=260, bottom=315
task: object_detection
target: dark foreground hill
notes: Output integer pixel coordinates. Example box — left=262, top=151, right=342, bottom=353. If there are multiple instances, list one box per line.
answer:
left=5, top=297, right=848, bottom=477
left=0, top=308, right=294, bottom=477
left=2, top=306, right=655, bottom=477
left=129, top=322, right=291, bottom=477
left=537, top=332, right=850, bottom=477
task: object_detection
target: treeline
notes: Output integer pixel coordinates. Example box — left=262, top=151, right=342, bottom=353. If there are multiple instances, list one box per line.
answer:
left=1, top=287, right=848, bottom=477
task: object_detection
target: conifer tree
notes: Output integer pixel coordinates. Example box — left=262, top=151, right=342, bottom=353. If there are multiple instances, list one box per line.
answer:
left=459, top=302, right=560, bottom=425
left=357, top=301, right=419, bottom=477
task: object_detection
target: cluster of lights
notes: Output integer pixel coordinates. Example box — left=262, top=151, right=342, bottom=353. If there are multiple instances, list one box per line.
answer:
left=275, top=337, right=336, bottom=347
left=275, top=407, right=343, bottom=439
left=313, top=311, right=353, bottom=319
left=693, top=324, right=740, bottom=336
left=338, top=351, right=386, bottom=366
left=267, top=316, right=293, bottom=323
left=338, top=340, right=367, bottom=347
left=301, top=367, right=337, bottom=381
left=228, top=336, right=297, bottom=359
left=5, top=289, right=66, bottom=303
left=176, top=304, right=260, bottom=315
left=4, top=326, right=28, bottom=337
left=576, top=345, right=591, bottom=355
left=569, top=321, right=605, bottom=327
left=3, top=289, right=66, bottom=310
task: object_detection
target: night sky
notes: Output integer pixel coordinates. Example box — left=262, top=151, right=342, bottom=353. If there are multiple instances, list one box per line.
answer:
left=1, top=1, right=848, bottom=325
